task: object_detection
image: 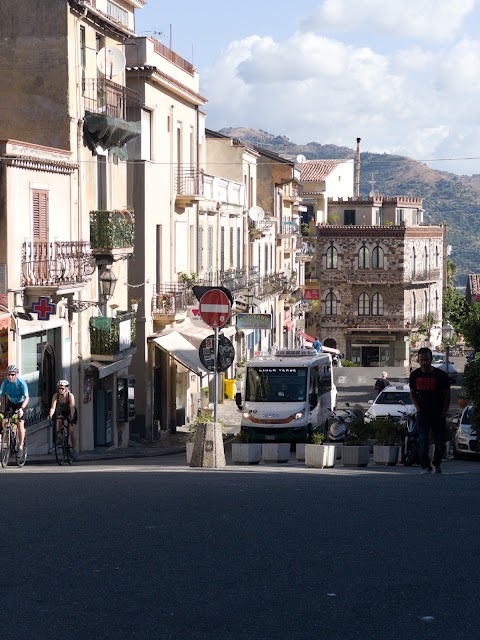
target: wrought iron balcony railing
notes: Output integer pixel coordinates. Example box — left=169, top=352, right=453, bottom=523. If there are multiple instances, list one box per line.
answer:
left=279, top=221, right=300, bottom=235
left=22, top=241, right=95, bottom=287
left=174, top=167, right=204, bottom=197
left=152, top=284, right=187, bottom=315
left=90, top=310, right=136, bottom=358
left=196, top=267, right=260, bottom=291
left=84, top=78, right=141, bottom=121
left=90, top=210, right=135, bottom=251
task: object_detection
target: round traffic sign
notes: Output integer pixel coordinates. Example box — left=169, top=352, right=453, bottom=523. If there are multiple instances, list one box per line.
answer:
left=199, top=335, right=235, bottom=373
left=199, top=289, right=231, bottom=328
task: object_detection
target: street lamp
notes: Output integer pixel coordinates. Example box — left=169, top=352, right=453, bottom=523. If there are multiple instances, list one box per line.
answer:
left=246, top=290, right=254, bottom=313
left=99, top=266, right=118, bottom=301
left=442, top=321, right=454, bottom=376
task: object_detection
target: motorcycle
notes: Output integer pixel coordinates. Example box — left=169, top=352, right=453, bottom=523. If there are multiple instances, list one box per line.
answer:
left=398, top=402, right=419, bottom=466
left=328, top=403, right=363, bottom=442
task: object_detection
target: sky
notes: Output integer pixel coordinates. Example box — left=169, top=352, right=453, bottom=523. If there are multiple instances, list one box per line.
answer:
left=135, top=0, right=480, bottom=176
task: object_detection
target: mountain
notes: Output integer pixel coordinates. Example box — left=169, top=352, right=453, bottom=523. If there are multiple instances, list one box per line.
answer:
left=220, top=127, right=480, bottom=284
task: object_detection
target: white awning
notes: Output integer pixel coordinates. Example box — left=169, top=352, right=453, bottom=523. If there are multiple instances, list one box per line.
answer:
left=174, top=318, right=214, bottom=349
left=90, top=355, right=132, bottom=379
left=152, top=333, right=209, bottom=375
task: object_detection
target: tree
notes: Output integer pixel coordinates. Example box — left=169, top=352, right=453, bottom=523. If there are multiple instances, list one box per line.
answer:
left=460, top=304, right=480, bottom=448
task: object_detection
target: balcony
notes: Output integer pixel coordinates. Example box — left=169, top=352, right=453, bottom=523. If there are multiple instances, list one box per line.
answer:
left=90, top=310, right=137, bottom=361
left=296, top=242, right=315, bottom=261
left=83, top=78, right=141, bottom=153
left=22, top=241, right=95, bottom=294
left=174, top=167, right=204, bottom=207
left=196, top=267, right=260, bottom=292
left=152, top=284, right=187, bottom=320
left=258, top=272, right=288, bottom=297
left=248, top=217, right=275, bottom=237
left=90, top=210, right=135, bottom=258
left=278, top=221, right=300, bottom=237
left=323, top=269, right=405, bottom=284
left=411, top=269, right=441, bottom=283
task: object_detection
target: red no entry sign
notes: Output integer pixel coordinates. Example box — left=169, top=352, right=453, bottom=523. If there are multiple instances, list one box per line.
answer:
left=199, top=289, right=231, bottom=328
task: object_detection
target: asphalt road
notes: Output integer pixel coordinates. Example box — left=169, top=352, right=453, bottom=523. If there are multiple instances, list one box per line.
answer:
left=3, top=455, right=480, bottom=640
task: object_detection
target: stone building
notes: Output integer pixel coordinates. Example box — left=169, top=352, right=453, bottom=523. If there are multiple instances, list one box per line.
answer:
left=315, top=196, right=446, bottom=367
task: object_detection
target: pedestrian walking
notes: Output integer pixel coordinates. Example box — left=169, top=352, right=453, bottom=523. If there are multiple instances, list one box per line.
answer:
left=312, top=337, right=322, bottom=353
left=409, top=347, right=450, bottom=474
left=373, top=371, right=389, bottom=395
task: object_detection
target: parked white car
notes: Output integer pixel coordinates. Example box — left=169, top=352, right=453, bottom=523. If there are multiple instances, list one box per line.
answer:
left=453, top=405, right=478, bottom=459
left=365, top=385, right=415, bottom=423
left=432, top=361, right=458, bottom=384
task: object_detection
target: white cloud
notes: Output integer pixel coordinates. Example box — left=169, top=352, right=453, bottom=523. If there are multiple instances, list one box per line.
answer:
left=300, top=0, right=476, bottom=43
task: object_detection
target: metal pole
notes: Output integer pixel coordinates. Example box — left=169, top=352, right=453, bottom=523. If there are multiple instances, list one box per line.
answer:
left=446, top=343, right=450, bottom=380
left=213, top=326, right=218, bottom=423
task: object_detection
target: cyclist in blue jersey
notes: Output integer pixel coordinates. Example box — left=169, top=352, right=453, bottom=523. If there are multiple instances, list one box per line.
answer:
left=0, top=365, right=29, bottom=457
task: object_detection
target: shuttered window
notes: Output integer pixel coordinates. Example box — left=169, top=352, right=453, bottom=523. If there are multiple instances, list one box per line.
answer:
left=32, top=190, right=48, bottom=241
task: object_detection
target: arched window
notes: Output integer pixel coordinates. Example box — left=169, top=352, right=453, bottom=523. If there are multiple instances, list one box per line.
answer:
left=423, top=290, right=428, bottom=317
left=372, top=246, right=384, bottom=269
left=326, top=245, right=338, bottom=269
left=358, top=292, right=370, bottom=315
left=325, top=291, right=337, bottom=315
left=423, top=246, right=428, bottom=275
left=410, top=247, right=416, bottom=277
left=411, top=291, right=416, bottom=323
left=372, top=293, right=384, bottom=316
left=435, top=245, right=439, bottom=269
left=358, top=246, right=370, bottom=269
left=435, top=290, right=439, bottom=313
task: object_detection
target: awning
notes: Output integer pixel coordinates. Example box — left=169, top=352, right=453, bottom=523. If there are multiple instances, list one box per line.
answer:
left=284, top=320, right=295, bottom=331
left=152, top=333, right=209, bottom=375
left=90, top=355, right=132, bottom=379
left=303, top=332, right=315, bottom=342
left=174, top=318, right=214, bottom=349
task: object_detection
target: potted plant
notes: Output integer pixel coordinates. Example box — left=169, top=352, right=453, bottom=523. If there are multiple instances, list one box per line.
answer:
left=370, top=417, right=401, bottom=465
left=231, top=429, right=262, bottom=465
left=200, top=386, right=209, bottom=409
left=409, top=331, right=420, bottom=348
left=341, top=417, right=371, bottom=467
left=305, top=432, right=336, bottom=468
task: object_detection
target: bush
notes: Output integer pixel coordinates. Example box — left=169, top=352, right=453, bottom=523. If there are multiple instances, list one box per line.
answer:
left=345, top=416, right=371, bottom=445
left=341, top=359, right=357, bottom=367
left=369, top=417, right=401, bottom=446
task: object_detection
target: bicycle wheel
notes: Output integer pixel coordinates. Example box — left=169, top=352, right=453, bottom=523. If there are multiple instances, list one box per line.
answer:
left=54, top=428, right=67, bottom=466
left=16, top=435, right=27, bottom=468
left=1, top=429, right=11, bottom=468
left=66, top=433, right=74, bottom=465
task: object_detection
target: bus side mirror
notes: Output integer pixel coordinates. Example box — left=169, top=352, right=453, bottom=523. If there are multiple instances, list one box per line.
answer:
left=235, top=392, right=242, bottom=409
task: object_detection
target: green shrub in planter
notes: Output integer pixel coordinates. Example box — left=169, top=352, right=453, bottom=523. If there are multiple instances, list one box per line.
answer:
left=344, top=416, right=371, bottom=445
left=369, top=417, right=401, bottom=446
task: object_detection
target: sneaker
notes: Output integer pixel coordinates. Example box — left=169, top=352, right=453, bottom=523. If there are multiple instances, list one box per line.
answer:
left=16, top=448, right=23, bottom=458
left=432, top=466, right=442, bottom=474
left=420, top=467, right=432, bottom=474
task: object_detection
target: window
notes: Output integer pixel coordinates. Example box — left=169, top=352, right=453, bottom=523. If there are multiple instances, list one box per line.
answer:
left=198, top=224, right=204, bottom=271
left=79, top=26, right=86, bottom=69
left=435, top=290, right=439, bottom=312
left=325, top=291, right=337, bottom=316
left=358, top=293, right=370, bottom=315
left=344, top=210, right=355, bottom=225
left=396, top=208, right=405, bottom=225
left=326, top=245, right=338, bottom=269
left=236, top=227, right=241, bottom=269
left=374, top=208, right=381, bottom=225
left=107, top=1, right=128, bottom=26
left=411, top=292, right=416, bottom=323
left=208, top=225, right=213, bottom=271
left=97, top=155, right=107, bottom=210
left=358, top=245, right=370, bottom=269
left=140, top=109, right=152, bottom=161
left=220, top=227, right=225, bottom=272
left=372, top=246, right=384, bottom=269
left=411, top=247, right=416, bottom=276
left=264, top=244, right=268, bottom=273
left=372, top=292, right=384, bottom=316
left=229, top=228, right=234, bottom=268
left=423, top=290, right=428, bottom=317
left=435, top=245, right=439, bottom=269
left=423, top=246, right=428, bottom=275
left=32, top=190, right=48, bottom=241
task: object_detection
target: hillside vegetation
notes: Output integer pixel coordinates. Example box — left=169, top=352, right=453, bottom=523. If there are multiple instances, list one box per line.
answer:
left=220, top=127, right=480, bottom=283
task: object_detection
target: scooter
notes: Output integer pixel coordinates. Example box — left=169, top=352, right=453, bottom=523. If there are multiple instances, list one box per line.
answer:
left=398, top=402, right=419, bottom=466
left=327, top=403, right=363, bottom=442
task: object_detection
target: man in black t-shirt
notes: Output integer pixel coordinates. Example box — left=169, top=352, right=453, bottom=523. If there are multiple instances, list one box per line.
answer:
left=409, top=347, right=450, bottom=474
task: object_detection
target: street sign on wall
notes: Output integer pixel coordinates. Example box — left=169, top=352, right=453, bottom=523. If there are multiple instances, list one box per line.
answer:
left=304, top=288, right=320, bottom=300
left=199, top=289, right=231, bottom=328
left=236, top=313, right=272, bottom=331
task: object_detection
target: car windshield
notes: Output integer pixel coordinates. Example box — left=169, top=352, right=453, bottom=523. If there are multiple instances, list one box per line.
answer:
left=462, top=407, right=472, bottom=424
left=245, top=367, right=308, bottom=402
left=375, top=391, right=411, bottom=405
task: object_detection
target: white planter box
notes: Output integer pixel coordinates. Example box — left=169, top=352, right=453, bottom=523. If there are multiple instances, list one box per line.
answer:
left=341, top=445, right=370, bottom=467
left=296, top=443, right=306, bottom=461
left=261, top=443, right=291, bottom=463
left=332, top=443, right=344, bottom=459
left=305, top=444, right=336, bottom=468
left=231, top=443, right=262, bottom=465
left=373, top=445, right=399, bottom=466
left=186, top=442, right=194, bottom=464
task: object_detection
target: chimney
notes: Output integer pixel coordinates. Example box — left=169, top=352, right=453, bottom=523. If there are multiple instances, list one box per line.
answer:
left=355, top=137, right=361, bottom=199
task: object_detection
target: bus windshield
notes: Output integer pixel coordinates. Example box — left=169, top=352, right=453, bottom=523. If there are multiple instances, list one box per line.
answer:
left=245, top=367, right=308, bottom=402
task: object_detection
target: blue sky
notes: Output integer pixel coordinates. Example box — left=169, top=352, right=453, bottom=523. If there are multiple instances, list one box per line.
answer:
left=135, top=0, right=480, bottom=176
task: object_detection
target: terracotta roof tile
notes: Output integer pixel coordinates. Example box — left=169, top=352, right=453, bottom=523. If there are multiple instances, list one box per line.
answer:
left=300, top=159, right=346, bottom=181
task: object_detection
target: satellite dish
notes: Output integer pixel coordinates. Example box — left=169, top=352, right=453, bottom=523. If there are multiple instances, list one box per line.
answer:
left=248, top=206, right=265, bottom=222
left=97, top=46, right=126, bottom=78
left=296, top=154, right=307, bottom=164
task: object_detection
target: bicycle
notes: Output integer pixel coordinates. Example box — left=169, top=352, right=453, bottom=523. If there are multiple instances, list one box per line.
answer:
left=53, top=415, right=74, bottom=465
left=0, top=408, right=29, bottom=468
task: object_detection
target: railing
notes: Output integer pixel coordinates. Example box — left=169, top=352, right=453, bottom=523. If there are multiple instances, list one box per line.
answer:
left=90, top=311, right=136, bottom=357
left=279, top=221, right=300, bottom=235
left=248, top=218, right=275, bottom=234
left=259, top=272, right=288, bottom=296
left=22, top=241, right=95, bottom=287
left=152, top=284, right=187, bottom=315
left=411, top=269, right=441, bottom=282
left=174, top=167, right=204, bottom=196
left=152, top=38, right=194, bottom=74
left=84, top=78, right=140, bottom=121
left=196, top=267, right=260, bottom=291
left=90, top=210, right=135, bottom=250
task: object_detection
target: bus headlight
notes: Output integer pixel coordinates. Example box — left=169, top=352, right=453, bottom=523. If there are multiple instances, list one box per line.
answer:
left=243, top=412, right=250, bottom=419
left=293, top=410, right=305, bottom=420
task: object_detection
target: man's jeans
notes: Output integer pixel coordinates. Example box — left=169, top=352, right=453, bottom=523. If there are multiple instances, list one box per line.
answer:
left=416, top=410, right=446, bottom=468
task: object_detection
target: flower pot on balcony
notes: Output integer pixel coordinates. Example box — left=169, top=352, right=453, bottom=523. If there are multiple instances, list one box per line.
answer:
left=305, top=444, right=336, bottom=468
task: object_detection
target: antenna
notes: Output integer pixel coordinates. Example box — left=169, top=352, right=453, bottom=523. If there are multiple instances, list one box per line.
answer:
left=97, top=46, right=126, bottom=79
left=296, top=154, right=307, bottom=164
left=248, top=206, right=265, bottom=222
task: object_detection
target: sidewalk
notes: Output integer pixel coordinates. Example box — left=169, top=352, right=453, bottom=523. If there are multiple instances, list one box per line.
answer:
left=27, top=399, right=242, bottom=464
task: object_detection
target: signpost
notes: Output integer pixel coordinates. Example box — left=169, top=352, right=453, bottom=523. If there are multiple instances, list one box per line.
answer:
left=198, top=290, right=232, bottom=423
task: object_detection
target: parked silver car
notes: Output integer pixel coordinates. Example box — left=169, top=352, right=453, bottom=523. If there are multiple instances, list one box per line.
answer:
left=453, top=405, right=478, bottom=459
